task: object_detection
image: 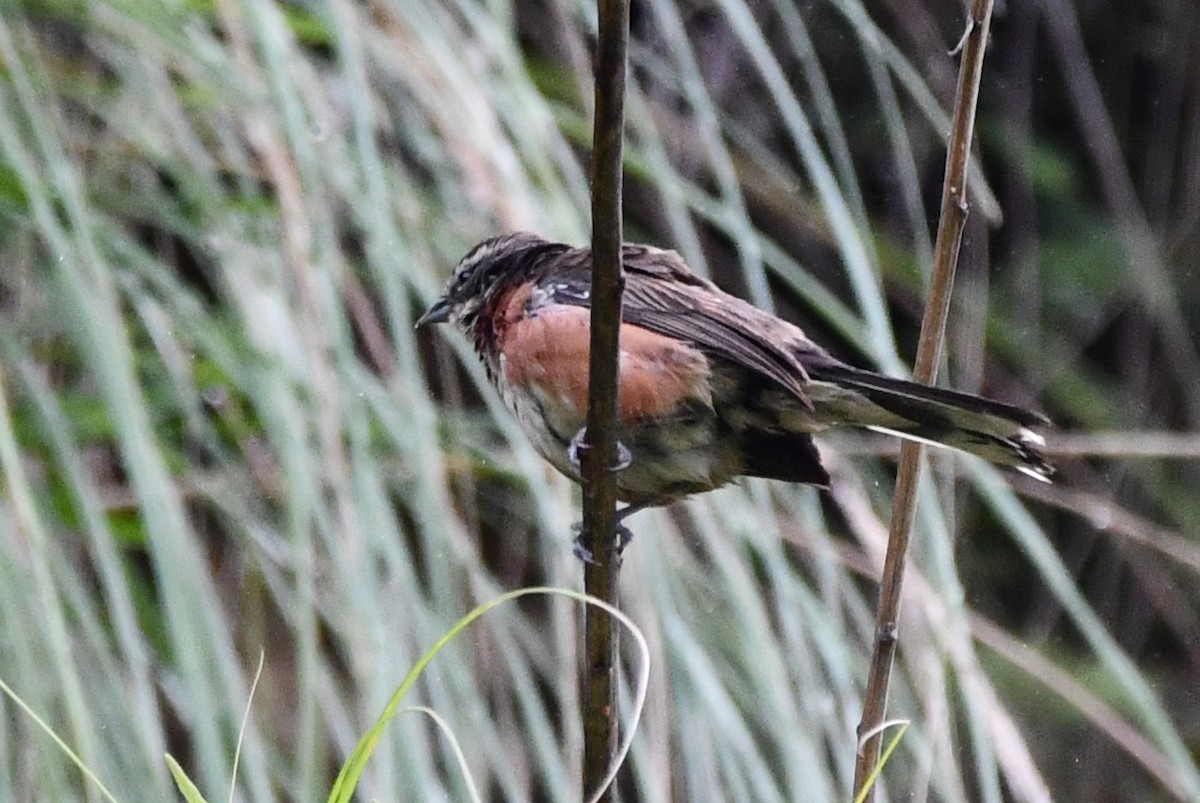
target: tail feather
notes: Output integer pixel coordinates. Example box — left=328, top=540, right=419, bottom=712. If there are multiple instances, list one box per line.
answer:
left=808, top=364, right=1053, bottom=481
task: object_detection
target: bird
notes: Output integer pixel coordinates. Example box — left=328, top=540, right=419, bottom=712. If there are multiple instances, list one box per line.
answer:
left=418, top=232, right=1052, bottom=550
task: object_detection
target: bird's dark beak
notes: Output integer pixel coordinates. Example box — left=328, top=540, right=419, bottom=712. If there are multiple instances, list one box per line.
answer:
left=416, top=297, right=452, bottom=328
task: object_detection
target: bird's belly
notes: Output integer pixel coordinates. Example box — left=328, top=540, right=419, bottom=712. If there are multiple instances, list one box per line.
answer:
left=496, top=372, right=731, bottom=504
left=621, top=419, right=736, bottom=503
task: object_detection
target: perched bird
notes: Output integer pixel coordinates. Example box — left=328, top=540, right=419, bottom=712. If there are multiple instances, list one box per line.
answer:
left=419, top=232, right=1051, bottom=538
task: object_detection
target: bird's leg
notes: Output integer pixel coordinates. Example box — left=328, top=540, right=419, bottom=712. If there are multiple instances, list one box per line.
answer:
left=567, top=427, right=638, bottom=564
left=613, top=502, right=647, bottom=552
left=568, top=427, right=632, bottom=475
left=571, top=502, right=649, bottom=565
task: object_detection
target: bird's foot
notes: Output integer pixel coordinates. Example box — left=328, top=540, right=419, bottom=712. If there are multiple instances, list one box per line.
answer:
left=571, top=525, right=601, bottom=565
left=570, top=519, right=638, bottom=566
left=615, top=522, right=635, bottom=553
left=568, top=427, right=632, bottom=474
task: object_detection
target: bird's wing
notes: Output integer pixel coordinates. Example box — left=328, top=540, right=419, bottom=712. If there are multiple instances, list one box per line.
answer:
left=544, top=245, right=822, bottom=408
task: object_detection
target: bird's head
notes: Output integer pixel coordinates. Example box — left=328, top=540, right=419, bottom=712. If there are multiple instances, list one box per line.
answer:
left=417, top=232, right=561, bottom=332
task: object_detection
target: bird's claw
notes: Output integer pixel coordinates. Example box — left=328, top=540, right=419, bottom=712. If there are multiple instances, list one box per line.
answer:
left=572, top=532, right=600, bottom=565
left=614, top=442, right=632, bottom=471
left=571, top=522, right=636, bottom=566
left=568, top=430, right=584, bottom=472
left=568, top=428, right=632, bottom=474
left=615, top=523, right=634, bottom=553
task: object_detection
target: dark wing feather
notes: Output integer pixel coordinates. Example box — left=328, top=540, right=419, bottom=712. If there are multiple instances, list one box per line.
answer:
left=545, top=244, right=819, bottom=408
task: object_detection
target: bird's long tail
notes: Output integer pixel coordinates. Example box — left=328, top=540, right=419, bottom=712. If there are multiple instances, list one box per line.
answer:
left=806, top=364, right=1053, bottom=481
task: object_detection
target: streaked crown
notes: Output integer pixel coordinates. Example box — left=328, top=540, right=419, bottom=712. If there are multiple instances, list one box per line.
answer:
left=418, top=232, right=561, bottom=330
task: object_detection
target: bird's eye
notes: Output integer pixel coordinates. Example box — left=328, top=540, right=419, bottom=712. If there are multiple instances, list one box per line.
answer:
left=455, top=269, right=473, bottom=293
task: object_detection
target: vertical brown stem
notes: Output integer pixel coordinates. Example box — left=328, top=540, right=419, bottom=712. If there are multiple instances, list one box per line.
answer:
left=852, top=1, right=994, bottom=799
left=580, top=0, right=630, bottom=798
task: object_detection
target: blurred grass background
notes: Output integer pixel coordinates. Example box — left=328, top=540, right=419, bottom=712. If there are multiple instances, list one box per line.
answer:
left=1, top=0, right=1198, bottom=800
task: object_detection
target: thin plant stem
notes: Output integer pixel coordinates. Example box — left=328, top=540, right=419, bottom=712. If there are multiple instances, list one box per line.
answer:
left=852, top=1, right=995, bottom=799
left=580, top=0, right=631, bottom=798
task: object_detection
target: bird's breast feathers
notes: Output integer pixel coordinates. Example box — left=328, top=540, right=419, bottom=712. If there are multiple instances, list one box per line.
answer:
left=490, top=283, right=713, bottom=432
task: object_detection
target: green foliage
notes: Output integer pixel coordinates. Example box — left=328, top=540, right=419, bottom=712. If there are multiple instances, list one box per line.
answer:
left=166, top=756, right=208, bottom=803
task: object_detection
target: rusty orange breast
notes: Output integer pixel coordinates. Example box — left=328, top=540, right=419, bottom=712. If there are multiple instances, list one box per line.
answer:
left=500, top=301, right=712, bottom=427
